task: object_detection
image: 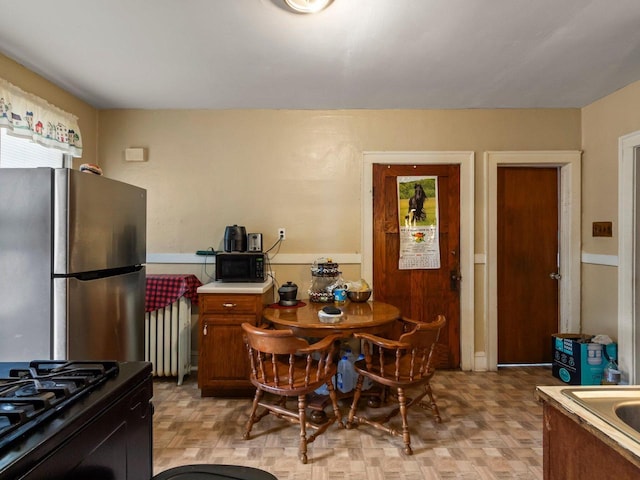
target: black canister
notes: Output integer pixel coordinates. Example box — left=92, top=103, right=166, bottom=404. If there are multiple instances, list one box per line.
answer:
left=224, top=225, right=247, bottom=252
left=278, top=281, right=299, bottom=306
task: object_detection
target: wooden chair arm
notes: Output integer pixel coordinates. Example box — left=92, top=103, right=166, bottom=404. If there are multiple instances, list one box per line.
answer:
left=399, top=317, right=422, bottom=331
left=353, top=332, right=409, bottom=350
left=297, top=334, right=342, bottom=355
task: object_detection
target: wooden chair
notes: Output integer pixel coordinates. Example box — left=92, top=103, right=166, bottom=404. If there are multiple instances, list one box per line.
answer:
left=241, top=323, right=344, bottom=464
left=346, top=315, right=446, bottom=455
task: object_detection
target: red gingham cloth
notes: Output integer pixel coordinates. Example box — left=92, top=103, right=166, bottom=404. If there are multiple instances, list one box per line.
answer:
left=145, top=274, right=202, bottom=312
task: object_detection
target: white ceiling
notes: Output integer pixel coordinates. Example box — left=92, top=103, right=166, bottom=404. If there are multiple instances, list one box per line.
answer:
left=3, top=0, right=640, bottom=110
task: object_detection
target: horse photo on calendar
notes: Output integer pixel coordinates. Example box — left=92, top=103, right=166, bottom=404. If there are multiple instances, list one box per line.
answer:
left=397, top=177, right=437, bottom=228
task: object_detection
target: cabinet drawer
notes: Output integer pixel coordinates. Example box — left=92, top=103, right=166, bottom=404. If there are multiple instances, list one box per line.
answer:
left=200, top=294, right=258, bottom=314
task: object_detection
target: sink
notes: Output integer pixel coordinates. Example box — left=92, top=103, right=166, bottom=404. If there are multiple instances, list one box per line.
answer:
left=616, top=402, right=640, bottom=434
left=561, top=387, right=640, bottom=443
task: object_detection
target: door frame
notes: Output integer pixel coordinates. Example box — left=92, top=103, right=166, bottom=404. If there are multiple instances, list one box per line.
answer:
left=362, top=151, right=475, bottom=371
left=618, top=130, right=640, bottom=385
left=486, top=151, right=582, bottom=371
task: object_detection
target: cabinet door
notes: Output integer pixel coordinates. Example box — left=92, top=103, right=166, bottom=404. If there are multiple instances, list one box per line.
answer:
left=199, top=314, right=255, bottom=391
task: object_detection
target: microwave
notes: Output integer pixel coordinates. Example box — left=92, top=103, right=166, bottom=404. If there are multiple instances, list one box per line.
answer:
left=215, top=252, right=266, bottom=282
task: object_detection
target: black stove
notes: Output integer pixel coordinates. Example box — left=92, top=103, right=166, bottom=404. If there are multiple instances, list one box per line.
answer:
left=0, top=360, right=153, bottom=480
left=0, top=361, right=120, bottom=451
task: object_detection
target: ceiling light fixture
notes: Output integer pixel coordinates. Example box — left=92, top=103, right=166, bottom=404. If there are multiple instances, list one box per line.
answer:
left=284, top=0, right=333, bottom=14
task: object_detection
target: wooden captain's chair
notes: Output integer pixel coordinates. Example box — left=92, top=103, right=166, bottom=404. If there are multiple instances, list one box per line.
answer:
left=241, top=323, right=343, bottom=464
left=346, top=315, right=446, bottom=455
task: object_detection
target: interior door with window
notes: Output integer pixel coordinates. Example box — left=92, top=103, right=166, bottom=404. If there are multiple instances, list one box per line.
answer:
left=372, top=164, right=461, bottom=368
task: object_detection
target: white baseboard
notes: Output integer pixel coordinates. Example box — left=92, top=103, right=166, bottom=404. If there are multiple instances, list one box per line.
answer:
left=474, top=352, right=488, bottom=371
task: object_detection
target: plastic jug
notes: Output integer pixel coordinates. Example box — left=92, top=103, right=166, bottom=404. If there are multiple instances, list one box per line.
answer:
left=337, top=354, right=355, bottom=393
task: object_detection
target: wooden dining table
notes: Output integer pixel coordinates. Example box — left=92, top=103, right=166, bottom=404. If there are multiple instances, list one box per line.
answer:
left=262, top=299, right=401, bottom=419
left=262, top=300, right=401, bottom=338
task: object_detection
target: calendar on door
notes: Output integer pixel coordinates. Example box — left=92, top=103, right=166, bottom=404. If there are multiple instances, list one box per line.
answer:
left=397, top=176, right=441, bottom=270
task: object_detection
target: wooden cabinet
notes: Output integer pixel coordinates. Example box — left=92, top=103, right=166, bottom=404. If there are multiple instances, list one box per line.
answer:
left=542, top=403, right=640, bottom=479
left=198, top=288, right=272, bottom=397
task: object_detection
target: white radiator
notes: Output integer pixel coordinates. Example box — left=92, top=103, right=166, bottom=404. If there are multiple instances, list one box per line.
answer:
left=145, top=296, right=191, bottom=385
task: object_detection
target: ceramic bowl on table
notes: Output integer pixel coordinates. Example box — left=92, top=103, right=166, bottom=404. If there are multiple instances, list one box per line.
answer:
left=317, top=310, right=344, bottom=323
left=347, top=289, right=372, bottom=302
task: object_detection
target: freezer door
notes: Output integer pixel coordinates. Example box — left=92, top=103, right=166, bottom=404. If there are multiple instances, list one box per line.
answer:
left=53, top=169, right=146, bottom=274
left=53, top=267, right=145, bottom=361
left=0, top=168, right=53, bottom=361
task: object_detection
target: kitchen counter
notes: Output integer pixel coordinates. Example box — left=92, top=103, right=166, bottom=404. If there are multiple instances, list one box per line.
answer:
left=197, top=278, right=273, bottom=295
left=536, top=385, right=640, bottom=472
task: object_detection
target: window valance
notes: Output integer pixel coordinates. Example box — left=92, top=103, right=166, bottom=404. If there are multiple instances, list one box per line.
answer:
left=0, top=78, right=82, bottom=157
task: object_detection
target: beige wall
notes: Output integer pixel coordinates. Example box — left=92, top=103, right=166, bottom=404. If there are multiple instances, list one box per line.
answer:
left=581, top=80, right=640, bottom=336
left=0, top=54, right=98, bottom=166
left=97, top=108, right=581, bottom=359
left=98, top=109, right=581, bottom=258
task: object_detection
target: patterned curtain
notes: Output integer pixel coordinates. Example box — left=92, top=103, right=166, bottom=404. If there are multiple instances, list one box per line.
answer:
left=0, top=78, right=83, bottom=157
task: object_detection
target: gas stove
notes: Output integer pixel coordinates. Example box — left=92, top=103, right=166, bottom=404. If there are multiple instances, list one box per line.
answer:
left=0, top=360, right=153, bottom=480
left=0, top=361, right=120, bottom=451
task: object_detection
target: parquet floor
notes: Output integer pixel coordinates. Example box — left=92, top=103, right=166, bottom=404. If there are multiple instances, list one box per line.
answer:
left=152, top=367, right=564, bottom=479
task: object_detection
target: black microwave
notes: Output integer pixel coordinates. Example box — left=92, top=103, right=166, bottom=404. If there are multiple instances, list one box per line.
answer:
left=215, top=252, right=266, bottom=282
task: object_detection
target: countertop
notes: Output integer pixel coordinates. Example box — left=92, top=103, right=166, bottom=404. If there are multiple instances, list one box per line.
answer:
left=197, top=278, right=273, bottom=294
left=536, top=385, right=640, bottom=467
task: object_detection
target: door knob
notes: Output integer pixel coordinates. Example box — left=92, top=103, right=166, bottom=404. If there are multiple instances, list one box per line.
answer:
left=550, top=272, right=562, bottom=280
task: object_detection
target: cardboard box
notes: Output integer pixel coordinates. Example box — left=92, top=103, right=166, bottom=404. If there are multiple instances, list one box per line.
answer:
left=551, top=333, right=616, bottom=385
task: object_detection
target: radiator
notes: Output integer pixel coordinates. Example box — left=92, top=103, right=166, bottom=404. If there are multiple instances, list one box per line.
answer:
left=145, top=296, right=191, bottom=385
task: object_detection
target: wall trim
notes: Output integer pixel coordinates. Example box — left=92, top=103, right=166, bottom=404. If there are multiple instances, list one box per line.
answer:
left=581, top=252, right=618, bottom=266
left=147, top=252, right=362, bottom=264
left=618, top=129, right=640, bottom=384
left=474, top=352, right=488, bottom=372
left=485, top=151, right=582, bottom=371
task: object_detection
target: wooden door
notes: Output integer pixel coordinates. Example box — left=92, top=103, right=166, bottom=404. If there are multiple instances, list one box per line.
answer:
left=497, top=167, right=559, bottom=364
left=372, top=164, right=461, bottom=368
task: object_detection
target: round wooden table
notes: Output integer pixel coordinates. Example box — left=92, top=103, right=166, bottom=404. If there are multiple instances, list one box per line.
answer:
left=263, top=300, right=401, bottom=420
left=262, top=300, right=401, bottom=338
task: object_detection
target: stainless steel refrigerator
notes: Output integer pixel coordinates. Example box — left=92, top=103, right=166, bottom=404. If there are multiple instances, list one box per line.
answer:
left=0, top=168, right=146, bottom=361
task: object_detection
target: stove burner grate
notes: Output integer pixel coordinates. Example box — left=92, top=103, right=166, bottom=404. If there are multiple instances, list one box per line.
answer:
left=0, top=361, right=119, bottom=451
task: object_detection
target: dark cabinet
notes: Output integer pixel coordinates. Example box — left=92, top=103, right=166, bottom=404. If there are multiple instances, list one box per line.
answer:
left=542, top=403, right=640, bottom=479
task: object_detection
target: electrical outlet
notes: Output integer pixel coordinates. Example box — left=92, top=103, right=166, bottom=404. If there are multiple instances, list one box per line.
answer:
left=278, top=228, right=286, bottom=240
